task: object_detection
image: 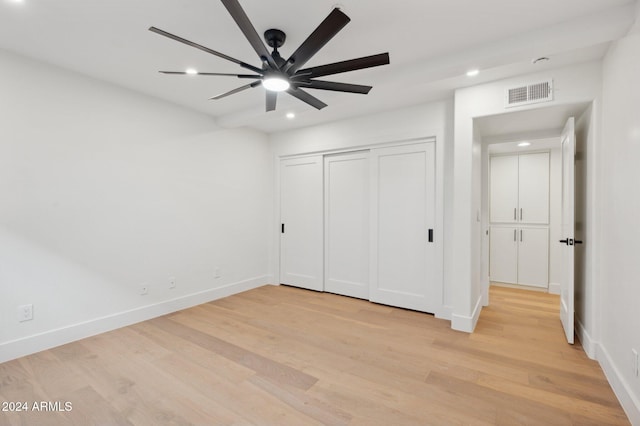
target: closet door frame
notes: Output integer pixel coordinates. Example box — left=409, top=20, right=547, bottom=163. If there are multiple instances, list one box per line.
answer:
left=275, top=136, right=446, bottom=318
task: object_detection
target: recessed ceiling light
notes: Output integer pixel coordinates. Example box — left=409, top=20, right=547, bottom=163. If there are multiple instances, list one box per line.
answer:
left=286, top=112, right=295, bottom=119
left=185, top=68, right=198, bottom=75
left=466, top=69, right=479, bottom=77
left=518, top=142, right=531, bottom=147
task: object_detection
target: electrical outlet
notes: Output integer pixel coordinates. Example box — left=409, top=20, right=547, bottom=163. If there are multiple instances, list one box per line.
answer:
left=169, top=276, right=176, bottom=289
left=214, top=267, right=221, bottom=279
left=17, top=304, right=33, bottom=322
left=633, top=349, right=639, bottom=377
left=139, top=284, right=148, bottom=295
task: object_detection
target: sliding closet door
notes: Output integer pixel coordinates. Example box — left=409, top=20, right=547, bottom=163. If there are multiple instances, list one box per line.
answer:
left=324, top=151, right=370, bottom=299
left=280, top=156, right=323, bottom=291
left=370, top=143, right=436, bottom=313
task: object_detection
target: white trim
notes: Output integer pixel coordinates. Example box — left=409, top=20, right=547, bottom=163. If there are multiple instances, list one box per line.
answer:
left=575, top=319, right=596, bottom=359
left=548, top=282, right=561, bottom=294
left=0, top=276, right=268, bottom=364
left=436, top=305, right=453, bottom=321
left=597, top=343, right=640, bottom=425
left=451, top=295, right=483, bottom=332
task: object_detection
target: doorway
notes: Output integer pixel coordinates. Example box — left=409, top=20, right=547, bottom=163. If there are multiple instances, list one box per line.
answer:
left=475, top=102, right=593, bottom=345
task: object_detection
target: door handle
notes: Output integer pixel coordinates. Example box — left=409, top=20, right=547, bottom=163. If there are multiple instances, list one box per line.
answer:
left=428, top=229, right=434, bottom=243
left=520, top=208, right=523, bottom=221
left=514, top=229, right=517, bottom=241
left=520, top=229, right=523, bottom=242
left=559, top=239, right=569, bottom=245
left=281, top=223, right=285, bottom=234
left=574, top=240, right=583, bottom=244
left=514, top=208, right=517, bottom=220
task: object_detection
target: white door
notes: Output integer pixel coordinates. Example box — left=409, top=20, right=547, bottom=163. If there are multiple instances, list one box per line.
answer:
left=324, top=151, right=370, bottom=299
left=489, top=226, right=518, bottom=284
left=280, top=156, right=324, bottom=291
left=517, top=227, right=549, bottom=288
left=490, top=155, right=519, bottom=223
left=518, top=153, right=550, bottom=224
left=560, top=117, right=576, bottom=344
left=369, top=143, right=436, bottom=313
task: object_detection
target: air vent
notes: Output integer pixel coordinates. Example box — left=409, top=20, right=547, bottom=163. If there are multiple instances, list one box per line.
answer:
left=505, top=79, right=553, bottom=108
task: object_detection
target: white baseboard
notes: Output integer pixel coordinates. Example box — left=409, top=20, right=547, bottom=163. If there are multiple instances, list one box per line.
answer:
left=597, top=343, right=640, bottom=425
left=575, top=319, right=597, bottom=359
left=451, top=295, right=483, bottom=333
left=0, top=276, right=268, bottom=364
left=548, top=282, right=561, bottom=295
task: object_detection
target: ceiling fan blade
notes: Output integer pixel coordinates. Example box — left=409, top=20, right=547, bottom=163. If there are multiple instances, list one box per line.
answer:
left=149, top=26, right=263, bottom=74
left=219, top=0, right=279, bottom=70
left=266, top=91, right=278, bottom=112
left=297, top=80, right=372, bottom=94
left=159, top=71, right=261, bottom=79
left=284, top=8, right=350, bottom=74
left=286, top=87, right=327, bottom=110
left=296, top=53, right=390, bottom=78
left=209, top=81, right=261, bottom=100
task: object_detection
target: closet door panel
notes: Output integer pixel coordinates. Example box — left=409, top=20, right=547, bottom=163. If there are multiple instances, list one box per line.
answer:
left=324, top=152, right=370, bottom=299
left=370, top=143, right=436, bottom=313
left=518, top=152, right=550, bottom=224
left=489, top=226, right=518, bottom=284
left=517, top=227, right=549, bottom=288
left=280, top=156, right=324, bottom=291
left=490, top=155, right=519, bottom=223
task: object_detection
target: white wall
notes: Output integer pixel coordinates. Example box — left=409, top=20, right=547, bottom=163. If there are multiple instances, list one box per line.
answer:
left=598, top=18, right=640, bottom=423
left=0, top=49, right=273, bottom=362
left=269, top=100, right=454, bottom=314
left=453, top=61, right=603, bottom=332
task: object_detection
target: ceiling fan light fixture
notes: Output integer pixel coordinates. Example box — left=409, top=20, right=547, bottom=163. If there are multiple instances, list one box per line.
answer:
left=263, top=76, right=290, bottom=92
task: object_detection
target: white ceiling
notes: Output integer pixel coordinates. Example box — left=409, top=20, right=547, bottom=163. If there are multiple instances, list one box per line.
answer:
left=0, top=0, right=636, bottom=133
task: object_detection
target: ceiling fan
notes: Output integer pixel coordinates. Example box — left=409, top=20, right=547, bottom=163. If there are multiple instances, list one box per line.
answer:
left=149, top=0, right=390, bottom=112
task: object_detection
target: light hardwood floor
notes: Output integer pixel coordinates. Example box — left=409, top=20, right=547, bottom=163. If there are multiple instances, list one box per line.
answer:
left=0, top=285, right=630, bottom=425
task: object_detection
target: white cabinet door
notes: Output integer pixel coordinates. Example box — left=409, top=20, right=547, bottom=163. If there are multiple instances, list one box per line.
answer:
left=517, top=227, right=549, bottom=288
left=369, top=143, right=436, bottom=313
left=489, top=226, right=518, bottom=284
left=324, top=151, right=370, bottom=300
left=490, top=155, right=519, bottom=223
left=280, top=156, right=324, bottom=291
left=519, top=153, right=550, bottom=224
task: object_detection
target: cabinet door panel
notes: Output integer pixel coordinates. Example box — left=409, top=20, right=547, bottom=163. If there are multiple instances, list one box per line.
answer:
left=324, top=151, right=370, bottom=300
left=280, top=156, right=324, bottom=291
left=517, top=227, right=549, bottom=288
left=370, top=143, right=436, bottom=313
left=490, top=156, right=519, bottom=223
left=518, top=153, right=550, bottom=224
left=489, top=226, right=518, bottom=284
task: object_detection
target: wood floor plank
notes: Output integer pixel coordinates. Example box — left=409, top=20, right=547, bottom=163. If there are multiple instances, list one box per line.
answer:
left=0, top=284, right=630, bottom=425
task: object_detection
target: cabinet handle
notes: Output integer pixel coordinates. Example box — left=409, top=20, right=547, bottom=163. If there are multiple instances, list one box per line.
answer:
left=514, top=229, right=516, bottom=241
left=520, top=208, right=523, bottom=221
left=514, top=208, right=517, bottom=220
left=520, top=229, right=523, bottom=242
